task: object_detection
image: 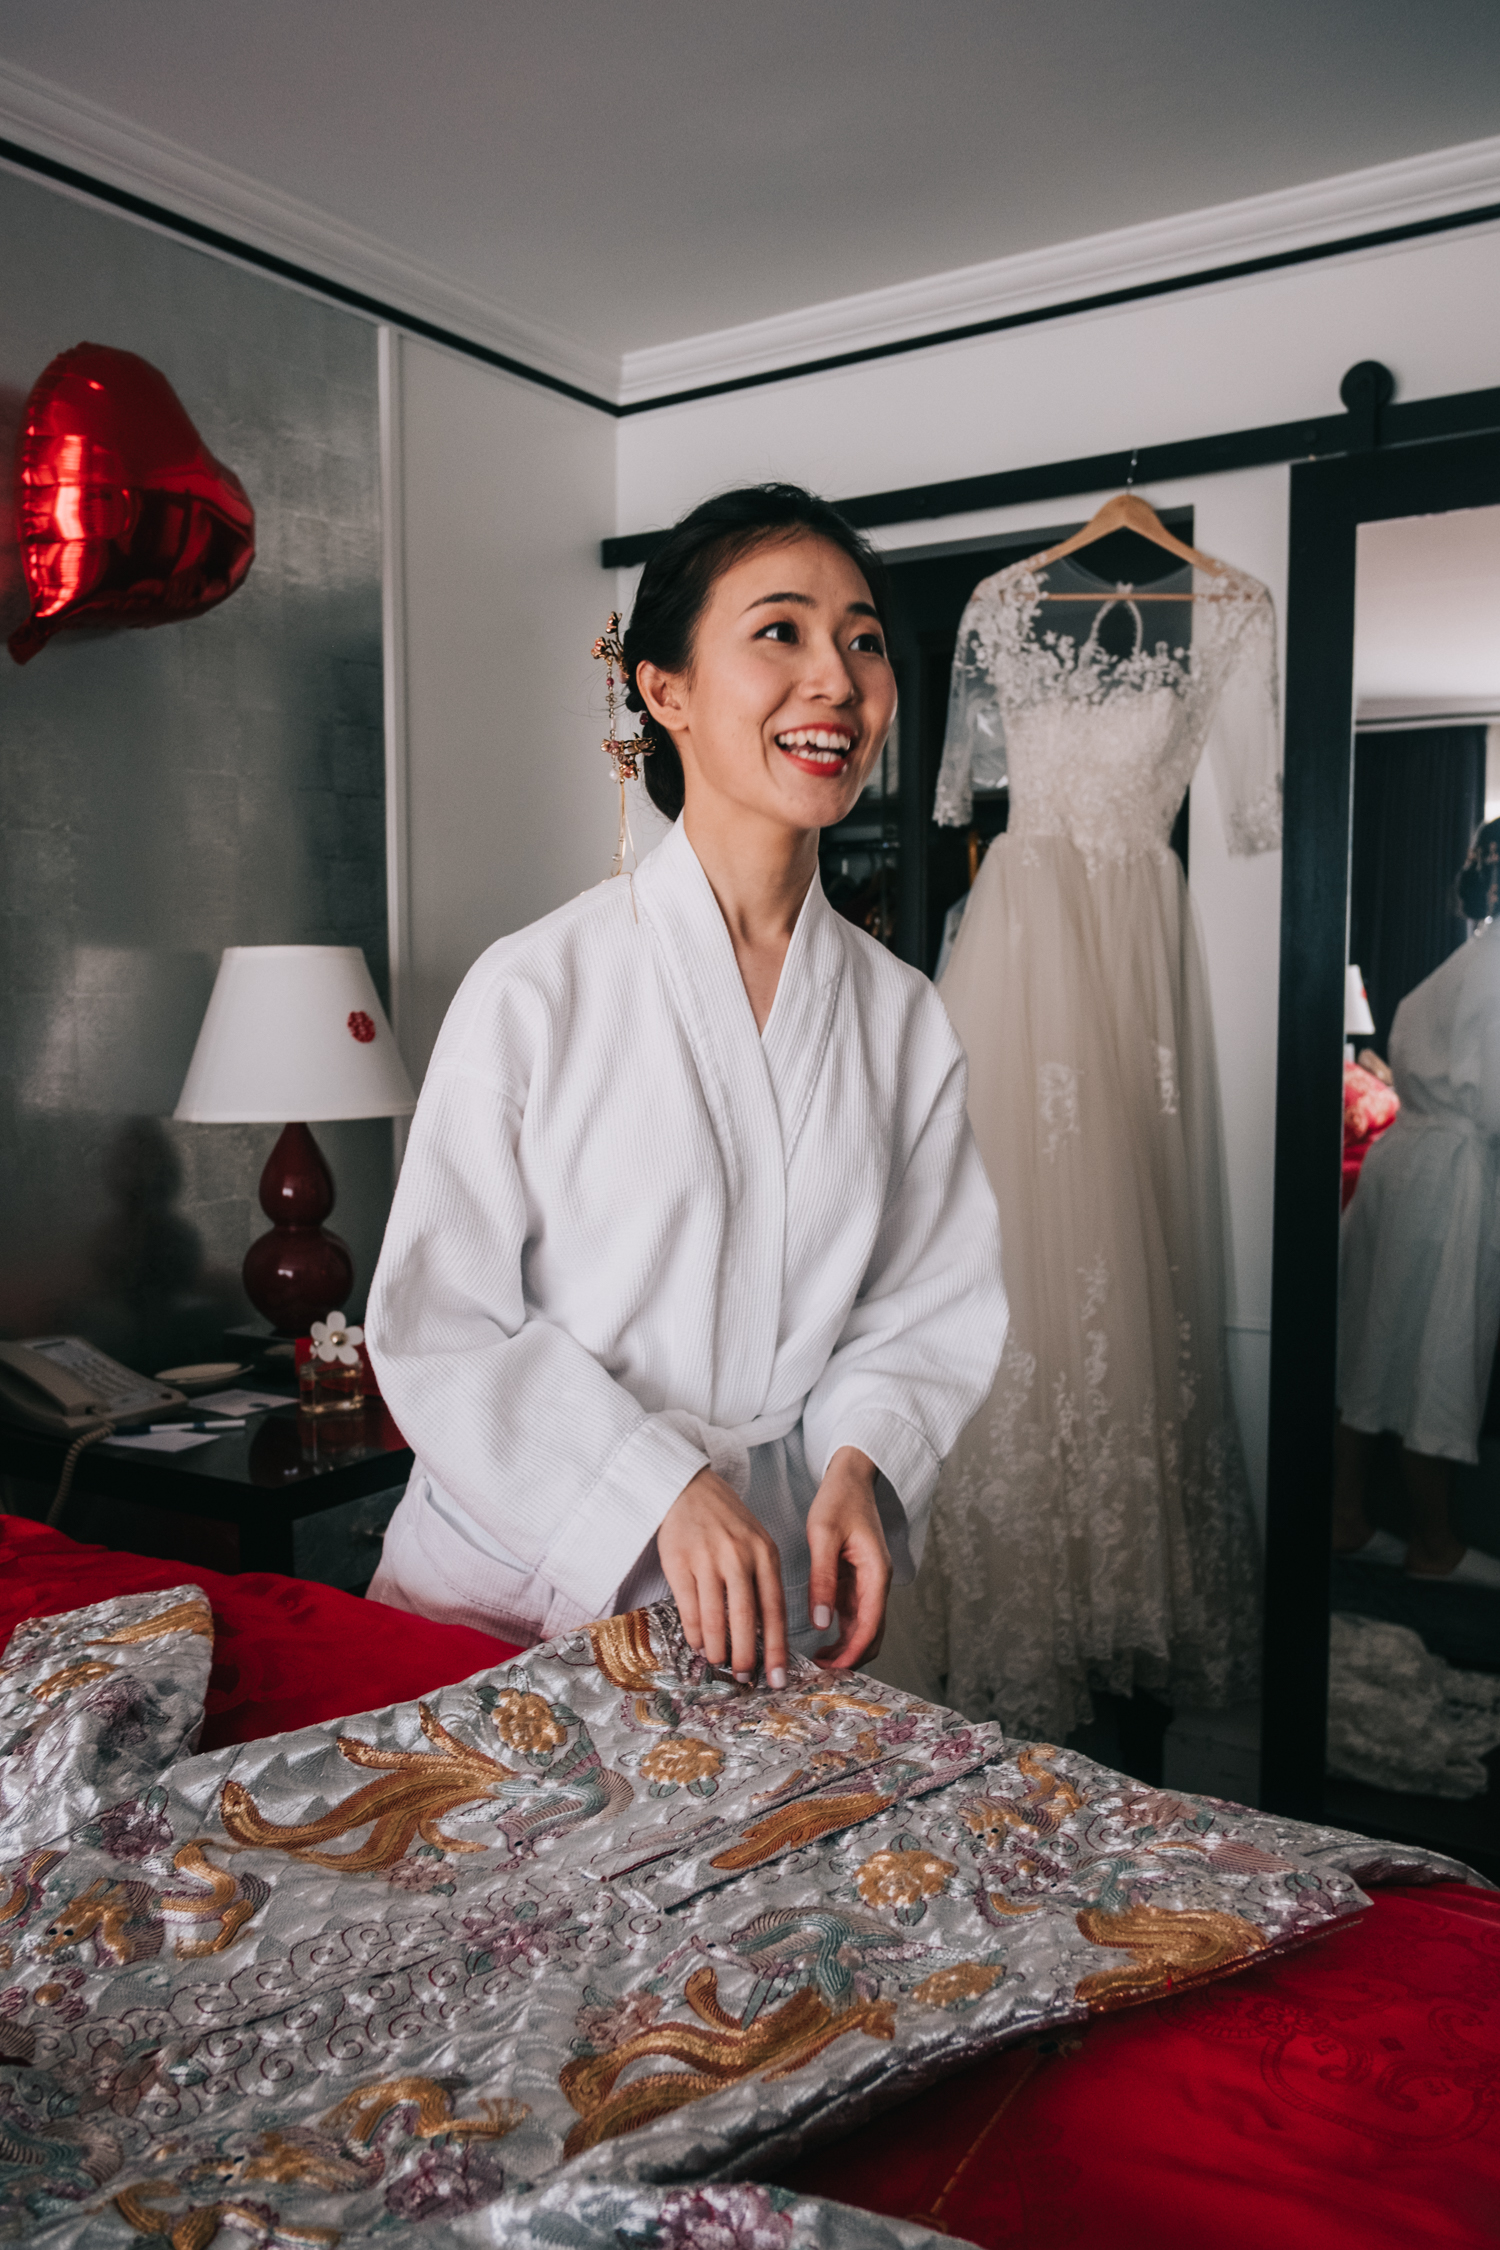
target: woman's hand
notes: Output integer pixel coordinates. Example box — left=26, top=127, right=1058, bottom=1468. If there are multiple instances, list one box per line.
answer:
left=807, top=1447, right=892, bottom=1671
left=658, top=1468, right=790, bottom=1688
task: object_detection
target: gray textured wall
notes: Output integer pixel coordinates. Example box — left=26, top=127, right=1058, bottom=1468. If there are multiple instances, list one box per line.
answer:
left=0, top=165, right=390, bottom=1371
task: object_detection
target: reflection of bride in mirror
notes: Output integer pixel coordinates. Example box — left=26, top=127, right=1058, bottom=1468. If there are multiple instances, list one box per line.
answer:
left=1334, top=817, right=1500, bottom=1588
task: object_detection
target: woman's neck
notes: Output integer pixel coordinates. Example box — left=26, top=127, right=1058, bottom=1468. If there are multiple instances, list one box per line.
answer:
left=683, top=801, right=820, bottom=1034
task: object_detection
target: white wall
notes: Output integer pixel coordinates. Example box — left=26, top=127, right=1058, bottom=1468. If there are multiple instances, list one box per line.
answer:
left=614, top=221, right=1500, bottom=1520
left=387, top=331, right=617, bottom=1080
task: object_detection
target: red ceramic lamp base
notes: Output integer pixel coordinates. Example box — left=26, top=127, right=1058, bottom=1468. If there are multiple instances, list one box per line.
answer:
left=242, top=1121, right=355, bottom=1337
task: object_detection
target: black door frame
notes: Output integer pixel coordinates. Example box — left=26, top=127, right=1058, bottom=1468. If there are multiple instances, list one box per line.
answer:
left=1261, top=429, right=1500, bottom=1819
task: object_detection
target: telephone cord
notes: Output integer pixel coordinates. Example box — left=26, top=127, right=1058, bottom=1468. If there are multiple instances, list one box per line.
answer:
left=47, top=1422, right=117, bottom=1528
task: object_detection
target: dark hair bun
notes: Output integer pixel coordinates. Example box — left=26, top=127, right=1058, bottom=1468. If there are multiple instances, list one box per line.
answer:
left=1458, top=816, right=1500, bottom=922
left=622, top=483, right=891, bottom=824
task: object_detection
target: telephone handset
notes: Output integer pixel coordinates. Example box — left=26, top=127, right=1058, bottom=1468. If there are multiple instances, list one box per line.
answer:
left=0, top=1336, right=185, bottom=1438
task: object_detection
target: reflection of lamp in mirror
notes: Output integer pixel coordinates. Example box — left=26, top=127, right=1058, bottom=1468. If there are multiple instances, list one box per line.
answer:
left=174, top=947, right=416, bottom=1335
left=1345, top=963, right=1376, bottom=1061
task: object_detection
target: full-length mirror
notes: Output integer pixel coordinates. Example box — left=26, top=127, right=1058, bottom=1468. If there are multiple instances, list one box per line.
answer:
left=1330, top=503, right=1500, bottom=1865
left=1267, top=434, right=1500, bottom=1878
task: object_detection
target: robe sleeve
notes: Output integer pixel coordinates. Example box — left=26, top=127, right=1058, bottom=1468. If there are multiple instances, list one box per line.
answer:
left=800, top=1031, right=1007, bottom=1581
left=365, top=1060, right=710, bottom=1623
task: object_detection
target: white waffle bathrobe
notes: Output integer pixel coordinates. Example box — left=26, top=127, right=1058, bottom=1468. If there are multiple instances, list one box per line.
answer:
left=365, top=819, right=1006, bottom=1649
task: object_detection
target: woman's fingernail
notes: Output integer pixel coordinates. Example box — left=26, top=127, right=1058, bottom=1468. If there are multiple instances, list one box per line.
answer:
left=813, top=1606, right=832, bottom=1631
left=768, top=1666, right=787, bottom=1690
left=735, top=1671, right=752, bottom=1685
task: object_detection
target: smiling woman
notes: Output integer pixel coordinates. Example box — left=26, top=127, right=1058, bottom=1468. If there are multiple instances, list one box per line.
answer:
left=363, top=485, right=1007, bottom=1686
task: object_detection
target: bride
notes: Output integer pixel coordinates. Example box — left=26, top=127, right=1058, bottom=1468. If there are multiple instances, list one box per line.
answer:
left=366, top=484, right=1006, bottom=1684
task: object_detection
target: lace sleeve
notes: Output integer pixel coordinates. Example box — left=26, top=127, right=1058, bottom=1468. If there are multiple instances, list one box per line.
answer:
left=1206, top=586, right=1282, bottom=856
left=932, top=600, right=1008, bottom=827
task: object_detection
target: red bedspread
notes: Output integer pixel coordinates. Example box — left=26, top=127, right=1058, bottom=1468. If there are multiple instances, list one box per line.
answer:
left=0, top=1512, right=520, bottom=1747
left=3, top=1514, right=1496, bottom=2247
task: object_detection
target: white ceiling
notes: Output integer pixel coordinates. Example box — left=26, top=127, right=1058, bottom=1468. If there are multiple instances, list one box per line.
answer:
left=1, top=0, right=1498, bottom=378
left=1355, top=506, right=1500, bottom=721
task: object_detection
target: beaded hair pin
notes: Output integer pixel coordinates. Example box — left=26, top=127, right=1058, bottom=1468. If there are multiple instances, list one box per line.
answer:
left=592, top=613, right=652, bottom=883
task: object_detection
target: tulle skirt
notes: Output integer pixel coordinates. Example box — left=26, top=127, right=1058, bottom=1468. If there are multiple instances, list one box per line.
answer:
left=880, top=831, right=1261, bottom=1737
left=1338, top=1111, right=1500, bottom=1464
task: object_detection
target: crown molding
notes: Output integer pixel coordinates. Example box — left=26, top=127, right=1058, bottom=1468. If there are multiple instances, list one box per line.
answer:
left=0, top=56, right=618, bottom=401
left=4, top=53, right=1497, bottom=419
left=619, top=133, right=1500, bottom=408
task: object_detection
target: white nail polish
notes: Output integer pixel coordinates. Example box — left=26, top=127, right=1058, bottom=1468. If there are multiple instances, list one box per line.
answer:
left=734, top=1671, right=752, bottom=1685
left=769, top=1667, right=787, bottom=1690
left=813, top=1605, right=832, bottom=1631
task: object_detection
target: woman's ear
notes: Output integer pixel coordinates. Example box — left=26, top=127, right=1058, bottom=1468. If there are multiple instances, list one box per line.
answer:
left=634, top=659, right=683, bottom=732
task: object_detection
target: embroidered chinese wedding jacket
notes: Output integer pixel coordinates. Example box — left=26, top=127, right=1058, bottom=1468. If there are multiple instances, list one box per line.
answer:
left=366, top=819, right=1006, bottom=1647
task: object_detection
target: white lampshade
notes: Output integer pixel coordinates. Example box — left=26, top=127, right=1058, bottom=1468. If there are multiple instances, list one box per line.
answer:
left=174, top=946, right=416, bottom=1123
left=1345, top=963, right=1377, bottom=1039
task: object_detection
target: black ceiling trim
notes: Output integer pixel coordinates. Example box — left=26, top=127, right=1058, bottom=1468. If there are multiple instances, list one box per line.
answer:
left=4, top=131, right=1497, bottom=439
left=601, top=379, right=1500, bottom=568
left=0, top=134, right=618, bottom=416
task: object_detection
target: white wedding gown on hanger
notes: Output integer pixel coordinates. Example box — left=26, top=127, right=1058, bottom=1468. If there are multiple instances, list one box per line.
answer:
left=884, top=546, right=1281, bottom=1737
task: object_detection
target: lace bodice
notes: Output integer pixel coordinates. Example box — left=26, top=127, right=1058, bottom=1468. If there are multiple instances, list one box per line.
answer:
left=933, top=548, right=1281, bottom=867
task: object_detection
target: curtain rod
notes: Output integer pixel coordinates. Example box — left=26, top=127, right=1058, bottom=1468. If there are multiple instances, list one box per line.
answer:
left=601, top=369, right=1500, bottom=567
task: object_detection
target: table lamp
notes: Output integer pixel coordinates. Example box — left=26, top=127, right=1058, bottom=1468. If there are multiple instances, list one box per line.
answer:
left=1344, top=963, right=1376, bottom=1060
left=174, top=946, right=416, bottom=1335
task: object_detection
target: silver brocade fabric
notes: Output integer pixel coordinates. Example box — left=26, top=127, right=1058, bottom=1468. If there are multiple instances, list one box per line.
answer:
left=0, top=1589, right=1474, bottom=2250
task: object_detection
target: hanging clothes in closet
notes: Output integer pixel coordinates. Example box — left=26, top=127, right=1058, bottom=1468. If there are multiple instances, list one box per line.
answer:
left=886, top=497, right=1281, bottom=1737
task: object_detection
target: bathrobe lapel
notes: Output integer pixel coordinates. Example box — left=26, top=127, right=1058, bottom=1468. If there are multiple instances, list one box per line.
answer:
left=760, top=871, right=846, bottom=1169
left=634, top=824, right=787, bottom=1422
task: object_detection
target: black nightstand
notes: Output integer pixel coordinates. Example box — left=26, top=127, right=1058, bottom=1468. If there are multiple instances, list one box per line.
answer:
left=0, top=1384, right=413, bottom=1584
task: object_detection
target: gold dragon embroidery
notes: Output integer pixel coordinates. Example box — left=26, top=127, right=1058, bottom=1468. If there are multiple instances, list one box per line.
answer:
left=709, top=1788, right=896, bottom=1870
left=322, top=2075, right=528, bottom=2147
left=559, top=1964, right=896, bottom=2155
left=219, top=1702, right=518, bottom=1870
left=962, top=1745, right=1085, bottom=1844
left=40, top=1843, right=268, bottom=1965
left=1074, top=1903, right=1267, bottom=2011
left=89, top=1598, right=214, bottom=1645
left=114, top=2180, right=339, bottom=2250
left=29, top=1660, right=114, bottom=1702
left=586, top=1609, right=659, bottom=1690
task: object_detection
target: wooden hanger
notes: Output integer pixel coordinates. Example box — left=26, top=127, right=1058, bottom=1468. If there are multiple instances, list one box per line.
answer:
left=1026, top=491, right=1229, bottom=601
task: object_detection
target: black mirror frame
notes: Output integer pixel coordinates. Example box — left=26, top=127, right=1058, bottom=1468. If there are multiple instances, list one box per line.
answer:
left=1261, top=428, right=1500, bottom=1820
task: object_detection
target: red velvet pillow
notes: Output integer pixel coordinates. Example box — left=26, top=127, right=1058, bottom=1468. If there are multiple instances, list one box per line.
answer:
left=0, top=1514, right=519, bottom=1748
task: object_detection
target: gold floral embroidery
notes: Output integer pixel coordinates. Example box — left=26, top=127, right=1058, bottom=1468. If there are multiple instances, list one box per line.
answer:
left=490, top=1690, right=566, bottom=1755
left=855, top=1848, right=957, bottom=1912
left=559, top=1964, right=895, bottom=2156
left=910, top=1962, right=1004, bottom=2009
left=709, top=1790, right=895, bottom=1871
left=221, top=1702, right=518, bottom=1871
left=1074, top=1903, right=1266, bottom=2012
left=586, top=1609, right=658, bottom=1690
left=640, top=1735, right=722, bottom=1787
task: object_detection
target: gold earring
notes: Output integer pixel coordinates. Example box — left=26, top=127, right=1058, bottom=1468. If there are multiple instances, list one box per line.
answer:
left=592, top=614, right=652, bottom=883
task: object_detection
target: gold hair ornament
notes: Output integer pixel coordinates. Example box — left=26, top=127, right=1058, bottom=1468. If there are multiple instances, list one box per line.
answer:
left=592, top=613, right=651, bottom=882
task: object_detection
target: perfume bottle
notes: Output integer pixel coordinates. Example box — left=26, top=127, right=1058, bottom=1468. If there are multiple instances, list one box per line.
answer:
left=297, top=1313, right=366, bottom=1417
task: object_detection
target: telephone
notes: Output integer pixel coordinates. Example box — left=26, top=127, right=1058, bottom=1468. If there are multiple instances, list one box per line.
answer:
left=0, top=1336, right=185, bottom=1438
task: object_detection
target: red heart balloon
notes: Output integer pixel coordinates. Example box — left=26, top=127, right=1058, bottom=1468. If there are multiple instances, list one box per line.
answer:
left=8, top=342, right=255, bottom=666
